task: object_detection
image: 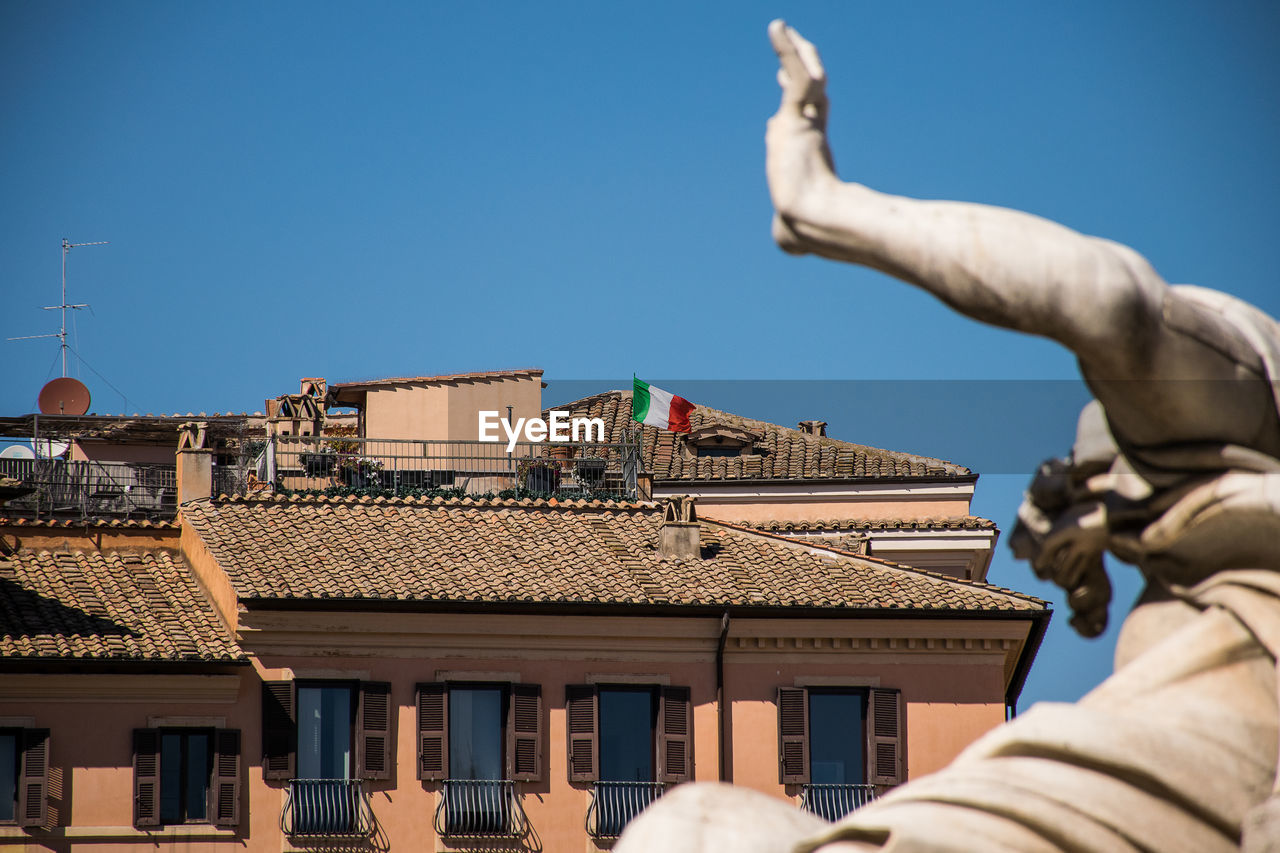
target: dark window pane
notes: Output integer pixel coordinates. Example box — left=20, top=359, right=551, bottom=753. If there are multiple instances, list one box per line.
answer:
left=159, top=733, right=183, bottom=824
left=298, top=685, right=353, bottom=779
left=599, top=688, right=654, bottom=782
left=809, top=692, right=865, bottom=784
left=449, top=687, right=503, bottom=780
left=185, top=733, right=209, bottom=821
left=0, top=733, right=16, bottom=822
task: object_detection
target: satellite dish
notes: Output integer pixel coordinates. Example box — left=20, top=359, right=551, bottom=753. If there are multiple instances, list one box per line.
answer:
left=32, top=439, right=70, bottom=458
left=0, top=445, right=36, bottom=460
left=38, top=377, right=91, bottom=416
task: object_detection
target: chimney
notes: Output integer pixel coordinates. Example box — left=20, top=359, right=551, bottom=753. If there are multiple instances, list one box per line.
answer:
left=176, top=421, right=213, bottom=503
left=659, top=496, right=700, bottom=560
left=797, top=420, right=827, bottom=437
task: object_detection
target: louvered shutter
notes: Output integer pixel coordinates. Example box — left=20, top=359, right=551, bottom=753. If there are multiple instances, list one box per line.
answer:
left=777, top=687, right=809, bottom=784
left=132, top=729, right=161, bottom=827
left=658, top=686, right=692, bottom=783
left=210, top=729, right=241, bottom=827
left=565, top=685, right=598, bottom=782
left=356, top=682, right=392, bottom=780
left=262, top=680, right=296, bottom=780
left=506, top=684, right=542, bottom=782
left=17, top=729, right=49, bottom=829
left=416, top=683, right=447, bottom=781
left=866, top=688, right=904, bottom=785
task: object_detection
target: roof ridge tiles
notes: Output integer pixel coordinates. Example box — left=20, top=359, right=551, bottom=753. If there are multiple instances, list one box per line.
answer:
left=204, top=492, right=660, bottom=512
left=702, top=517, right=1048, bottom=607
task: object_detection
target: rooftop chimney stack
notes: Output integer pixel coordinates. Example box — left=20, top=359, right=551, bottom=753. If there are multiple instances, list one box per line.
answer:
left=658, top=495, right=700, bottom=560
left=798, top=420, right=828, bottom=437
left=176, top=421, right=213, bottom=504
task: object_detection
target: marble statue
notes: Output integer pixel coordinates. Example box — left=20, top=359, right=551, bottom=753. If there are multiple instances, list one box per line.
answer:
left=616, top=20, right=1280, bottom=853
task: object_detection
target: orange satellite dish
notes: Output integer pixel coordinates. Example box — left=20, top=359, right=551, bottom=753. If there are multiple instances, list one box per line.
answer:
left=38, top=377, right=91, bottom=416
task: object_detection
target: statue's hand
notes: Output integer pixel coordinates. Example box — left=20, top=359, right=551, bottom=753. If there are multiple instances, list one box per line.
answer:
left=1011, top=459, right=1114, bottom=638
left=766, top=21, right=837, bottom=239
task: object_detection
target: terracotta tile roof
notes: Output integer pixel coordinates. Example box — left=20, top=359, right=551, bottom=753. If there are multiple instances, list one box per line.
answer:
left=745, top=516, right=997, bottom=533
left=182, top=495, right=1045, bottom=613
left=545, top=391, right=972, bottom=482
left=0, top=549, right=244, bottom=663
left=332, top=368, right=544, bottom=389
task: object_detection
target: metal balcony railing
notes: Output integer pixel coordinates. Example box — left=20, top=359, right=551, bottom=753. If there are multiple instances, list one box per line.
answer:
left=282, top=779, right=374, bottom=838
left=0, top=458, right=177, bottom=520
left=586, top=781, right=668, bottom=838
left=433, top=779, right=528, bottom=838
left=262, top=435, right=640, bottom=500
left=800, top=783, right=879, bottom=822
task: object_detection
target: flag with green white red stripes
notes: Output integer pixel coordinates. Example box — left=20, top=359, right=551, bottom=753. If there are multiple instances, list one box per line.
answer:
left=632, top=377, right=695, bottom=432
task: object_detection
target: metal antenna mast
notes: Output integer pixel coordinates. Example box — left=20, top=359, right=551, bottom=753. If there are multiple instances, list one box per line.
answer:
left=8, top=238, right=108, bottom=376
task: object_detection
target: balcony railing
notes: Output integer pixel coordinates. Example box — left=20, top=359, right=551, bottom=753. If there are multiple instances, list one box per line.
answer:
left=282, top=779, right=375, bottom=838
left=263, top=435, right=640, bottom=500
left=0, top=458, right=176, bottom=520
left=800, top=783, right=879, bottom=822
left=586, top=781, right=668, bottom=838
left=433, top=779, right=528, bottom=838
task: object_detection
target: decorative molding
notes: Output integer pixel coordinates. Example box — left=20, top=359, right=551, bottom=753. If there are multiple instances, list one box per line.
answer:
left=285, top=667, right=372, bottom=681
left=236, top=612, right=1034, bottom=691
left=0, top=825, right=239, bottom=843
left=146, top=715, right=227, bottom=728
left=586, top=673, right=672, bottom=686
left=794, top=675, right=881, bottom=688
left=436, top=670, right=522, bottom=683
left=0, top=674, right=241, bottom=704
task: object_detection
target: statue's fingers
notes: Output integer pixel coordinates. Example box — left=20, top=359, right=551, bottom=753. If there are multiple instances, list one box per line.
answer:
left=792, top=29, right=826, bottom=87
left=769, top=20, right=821, bottom=106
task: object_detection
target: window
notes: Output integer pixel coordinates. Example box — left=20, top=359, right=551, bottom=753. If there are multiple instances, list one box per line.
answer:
left=160, top=730, right=211, bottom=824
left=262, top=680, right=389, bottom=837
left=777, top=687, right=903, bottom=821
left=1, top=729, right=49, bottom=828
left=133, top=728, right=239, bottom=828
left=566, top=684, right=691, bottom=838
left=0, top=731, right=16, bottom=824
left=417, top=682, right=540, bottom=838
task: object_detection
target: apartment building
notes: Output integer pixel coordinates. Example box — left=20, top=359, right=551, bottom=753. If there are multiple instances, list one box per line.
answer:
left=0, top=368, right=1050, bottom=851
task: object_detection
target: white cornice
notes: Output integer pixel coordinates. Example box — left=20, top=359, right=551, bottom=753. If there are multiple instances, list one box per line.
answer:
left=653, top=481, right=975, bottom=502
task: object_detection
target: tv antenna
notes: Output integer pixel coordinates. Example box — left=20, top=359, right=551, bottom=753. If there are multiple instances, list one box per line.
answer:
left=8, top=238, right=109, bottom=377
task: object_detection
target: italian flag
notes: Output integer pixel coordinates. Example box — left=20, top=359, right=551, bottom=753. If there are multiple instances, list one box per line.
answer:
left=632, top=377, right=696, bottom=432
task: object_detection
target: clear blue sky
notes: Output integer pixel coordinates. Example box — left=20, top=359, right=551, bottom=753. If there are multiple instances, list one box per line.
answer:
left=3, top=2, right=1279, bottom=708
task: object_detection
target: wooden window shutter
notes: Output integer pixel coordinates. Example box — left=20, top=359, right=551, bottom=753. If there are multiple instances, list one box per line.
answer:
left=261, top=680, right=296, bottom=780
left=776, top=687, right=809, bottom=785
left=356, top=682, right=392, bottom=780
left=210, top=729, right=241, bottom=827
left=416, top=683, right=447, bottom=781
left=132, top=729, right=161, bottom=828
left=866, top=688, right=905, bottom=785
left=506, top=684, right=543, bottom=782
left=564, top=684, right=598, bottom=783
left=17, top=729, right=49, bottom=829
left=658, top=686, right=692, bottom=784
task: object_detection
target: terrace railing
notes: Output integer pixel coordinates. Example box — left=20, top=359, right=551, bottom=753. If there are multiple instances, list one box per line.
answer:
left=434, top=779, right=529, bottom=839
left=263, top=435, right=640, bottom=501
left=585, top=781, right=668, bottom=838
left=282, top=779, right=375, bottom=838
left=800, top=783, right=879, bottom=822
left=0, top=458, right=177, bottom=520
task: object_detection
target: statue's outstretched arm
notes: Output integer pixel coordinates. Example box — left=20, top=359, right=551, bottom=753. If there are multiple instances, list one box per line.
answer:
left=766, top=20, right=1167, bottom=381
